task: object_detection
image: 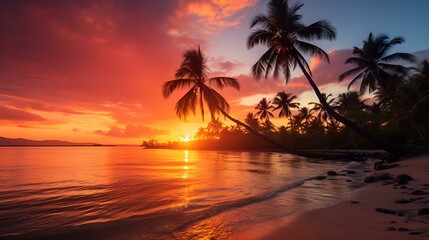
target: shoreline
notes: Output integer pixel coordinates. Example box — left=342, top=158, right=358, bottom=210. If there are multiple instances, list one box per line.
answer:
left=235, top=154, right=429, bottom=239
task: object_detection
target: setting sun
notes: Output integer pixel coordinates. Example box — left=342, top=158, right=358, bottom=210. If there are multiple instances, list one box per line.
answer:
left=182, top=135, right=192, bottom=142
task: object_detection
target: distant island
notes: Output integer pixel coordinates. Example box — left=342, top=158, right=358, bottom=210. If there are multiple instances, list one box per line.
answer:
left=0, top=136, right=109, bottom=146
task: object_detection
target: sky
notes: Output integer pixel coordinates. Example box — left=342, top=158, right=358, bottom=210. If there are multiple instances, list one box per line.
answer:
left=1, top=0, right=429, bottom=144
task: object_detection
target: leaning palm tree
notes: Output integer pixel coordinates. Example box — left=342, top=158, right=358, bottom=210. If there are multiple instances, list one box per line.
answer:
left=255, top=98, right=274, bottom=120
left=339, top=33, right=427, bottom=143
left=247, top=0, right=412, bottom=157
left=163, top=46, right=323, bottom=158
left=272, top=91, right=300, bottom=125
left=162, top=46, right=240, bottom=121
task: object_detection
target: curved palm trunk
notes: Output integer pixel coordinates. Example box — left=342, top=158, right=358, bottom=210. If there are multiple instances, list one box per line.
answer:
left=216, top=107, right=366, bottom=161
left=380, top=83, right=429, bottom=144
left=295, top=60, right=411, bottom=158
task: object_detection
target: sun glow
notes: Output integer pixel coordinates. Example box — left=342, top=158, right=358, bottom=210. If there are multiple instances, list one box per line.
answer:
left=182, top=135, right=192, bottom=142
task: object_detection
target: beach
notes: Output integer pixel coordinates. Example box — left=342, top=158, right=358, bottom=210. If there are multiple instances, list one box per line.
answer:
left=236, top=154, right=429, bottom=240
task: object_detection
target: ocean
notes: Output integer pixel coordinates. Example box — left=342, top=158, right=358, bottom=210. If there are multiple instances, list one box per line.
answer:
left=0, top=147, right=367, bottom=239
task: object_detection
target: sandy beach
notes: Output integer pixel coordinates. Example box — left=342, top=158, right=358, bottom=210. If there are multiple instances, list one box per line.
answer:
left=236, top=154, right=429, bottom=240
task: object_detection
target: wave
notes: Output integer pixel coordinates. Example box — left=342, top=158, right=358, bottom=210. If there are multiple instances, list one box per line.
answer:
left=3, top=176, right=320, bottom=240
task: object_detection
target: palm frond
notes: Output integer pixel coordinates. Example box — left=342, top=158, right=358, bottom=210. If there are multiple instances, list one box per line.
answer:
left=297, top=20, right=336, bottom=41
left=208, top=77, right=240, bottom=90
left=162, top=78, right=194, bottom=98
left=380, top=52, right=415, bottom=63
left=295, top=40, right=330, bottom=63
left=338, top=66, right=365, bottom=81
left=175, top=87, right=198, bottom=120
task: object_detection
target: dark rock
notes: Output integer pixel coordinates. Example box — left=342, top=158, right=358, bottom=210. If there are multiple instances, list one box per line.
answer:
left=409, top=232, right=423, bottom=235
left=400, top=186, right=407, bottom=189
left=395, top=199, right=410, bottom=204
left=417, top=208, right=429, bottom=215
left=397, top=213, right=404, bottom=216
left=364, top=176, right=376, bottom=183
left=387, top=227, right=396, bottom=231
left=390, top=221, right=397, bottom=223
left=378, top=173, right=393, bottom=180
left=350, top=201, right=360, bottom=204
left=395, top=198, right=420, bottom=204
left=374, top=162, right=400, bottom=171
left=345, top=179, right=352, bottom=182
left=375, top=208, right=397, bottom=215
left=315, top=176, right=326, bottom=180
left=396, top=174, right=413, bottom=185
left=364, top=170, right=372, bottom=173
left=398, top=228, right=408, bottom=232
left=327, top=171, right=337, bottom=176
left=411, top=190, right=428, bottom=195
left=374, top=161, right=385, bottom=170
left=393, top=187, right=398, bottom=189
left=347, top=170, right=356, bottom=174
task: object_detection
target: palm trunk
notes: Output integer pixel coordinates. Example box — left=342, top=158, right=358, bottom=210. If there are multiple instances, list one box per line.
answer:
left=380, top=84, right=429, bottom=144
left=216, top=107, right=367, bottom=161
left=296, top=60, right=409, bottom=157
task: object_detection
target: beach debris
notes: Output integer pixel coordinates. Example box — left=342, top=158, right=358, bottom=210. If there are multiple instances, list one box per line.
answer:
left=364, top=176, right=376, bottom=183
left=327, top=170, right=337, bottom=176
left=411, top=190, right=429, bottom=195
left=394, top=198, right=421, bottom=204
left=315, top=176, right=326, bottom=180
left=374, top=161, right=400, bottom=171
left=417, top=208, right=429, bottom=215
left=396, top=174, right=414, bottom=185
left=375, top=208, right=397, bottom=215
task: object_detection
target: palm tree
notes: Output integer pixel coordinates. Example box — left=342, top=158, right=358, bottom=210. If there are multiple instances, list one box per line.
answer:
left=162, top=46, right=240, bottom=122
left=272, top=91, right=300, bottom=125
left=339, top=33, right=427, bottom=143
left=255, top=98, right=274, bottom=120
left=247, top=0, right=411, bottom=156
left=163, top=46, right=322, bottom=158
left=309, top=93, right=336, bottom=126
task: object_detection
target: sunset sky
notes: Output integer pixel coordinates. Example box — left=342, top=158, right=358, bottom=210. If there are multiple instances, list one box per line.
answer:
left=1, top=0, right=429, bottom=144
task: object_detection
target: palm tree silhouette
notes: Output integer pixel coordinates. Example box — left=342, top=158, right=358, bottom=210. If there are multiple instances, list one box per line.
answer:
left=164, top=46, right=322, bottom=158
left=255, top=98, right=274, bottom=120
left=309, top=93, right=336, bottom=126
left=272, top=91, right=300, bottom=126
left=339, top=33, right=427, bottom=143
left=162, top=46, right=239, bottom=122
left=247, top=0, right=410, bottom=156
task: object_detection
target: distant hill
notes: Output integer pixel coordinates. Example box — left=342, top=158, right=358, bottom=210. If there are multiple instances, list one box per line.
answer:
left=0, top=136, right=102, bottom=146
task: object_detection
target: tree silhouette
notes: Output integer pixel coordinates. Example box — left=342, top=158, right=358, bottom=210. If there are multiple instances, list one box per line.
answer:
left=255, top=98, right=274, bottom=120
left=162, top=46, right=239, bottom=121
left=247, top=0, right=411, bottom=156
left=339, top=33, right=427, bottom=143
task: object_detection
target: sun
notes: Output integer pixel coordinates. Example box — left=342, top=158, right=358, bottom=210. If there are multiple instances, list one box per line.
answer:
left=182, top=135, right=192, bottom=142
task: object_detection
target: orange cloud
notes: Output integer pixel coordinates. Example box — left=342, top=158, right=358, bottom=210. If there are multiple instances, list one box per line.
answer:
left=171, top=0, right=257, bottom=36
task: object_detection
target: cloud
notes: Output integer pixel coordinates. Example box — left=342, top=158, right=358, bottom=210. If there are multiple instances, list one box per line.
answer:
left=0, top=106, right=45, bottom=122
left=93, top=124, right=168, bottom=138
left=170, top=0, right=257, bottom=36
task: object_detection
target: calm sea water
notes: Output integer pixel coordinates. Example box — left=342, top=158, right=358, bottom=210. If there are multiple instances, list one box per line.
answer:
left=0, top=147, right=367, bottom=239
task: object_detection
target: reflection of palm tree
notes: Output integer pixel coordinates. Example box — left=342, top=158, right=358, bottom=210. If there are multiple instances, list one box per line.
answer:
left=272, top=91, right=300, bottom=126
left=255, top=98, right=274, bottom=120
left=247, top=0, right=405, bottom=156
left=162, top=46, right=239, bottom=121
left=339, top=33, right=427, bottom=143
